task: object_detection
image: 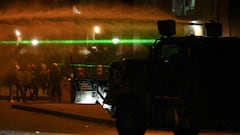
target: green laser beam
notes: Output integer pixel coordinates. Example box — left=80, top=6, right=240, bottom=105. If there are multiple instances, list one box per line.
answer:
left=0, top=39, right=155, bottom=45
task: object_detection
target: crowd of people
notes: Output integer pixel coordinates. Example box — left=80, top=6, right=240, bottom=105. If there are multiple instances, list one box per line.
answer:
left=4, top=62, right=109, bottom=103
left=6, top=63, right=50, bottom=103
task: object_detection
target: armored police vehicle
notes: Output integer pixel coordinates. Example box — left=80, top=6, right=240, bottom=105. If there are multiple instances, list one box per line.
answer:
left=102, top=20, right=240, bottom=135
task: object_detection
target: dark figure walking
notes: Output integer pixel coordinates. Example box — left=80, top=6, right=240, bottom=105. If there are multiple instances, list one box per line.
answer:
left=6, top=64, right=17, bottom=103
left=48, top=63, right=62, bottom=103
left=94, top=64, right=108, bottom=80
left=22, top=64, right=34, bottom=101
left=31, top=64, right=39, bottom=100
left=14, top=64, right=25, bottom=102
left=38, top=64, right=49, bottom=95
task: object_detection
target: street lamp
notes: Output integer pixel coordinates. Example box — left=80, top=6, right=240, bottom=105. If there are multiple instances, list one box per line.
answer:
left=31, top=39, right=39, bottom=46
left=93, top=26, right=100, bottom=40
left=15, top=30, right=22, bottom=45
left=112, top=37, right=119, bottom=44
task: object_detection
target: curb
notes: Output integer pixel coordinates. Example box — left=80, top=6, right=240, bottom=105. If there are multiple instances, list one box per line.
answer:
left=11, top=104, right=115, bottom=126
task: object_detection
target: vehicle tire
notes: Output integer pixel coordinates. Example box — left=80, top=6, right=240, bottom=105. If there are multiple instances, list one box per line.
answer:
left=173, top=105, right=200, bottom=135
left=115, top=96, right=147, bottom=135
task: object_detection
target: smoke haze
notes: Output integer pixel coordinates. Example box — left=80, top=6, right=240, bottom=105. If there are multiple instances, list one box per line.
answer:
left=0, top=1, right=171, bottom=83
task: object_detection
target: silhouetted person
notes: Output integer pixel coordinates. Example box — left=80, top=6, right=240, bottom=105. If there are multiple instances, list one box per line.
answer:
left=94, top=64, right=108, bottom=80
left=6, top=63, right=17, bottom=103
left=22, top=64, right=34, bottom=101
left=31, top=64, right=39, bottom=100
left=38, top=64, right=49, bottom=95
left=48, top=63, right=62, bottom=102
left=14, top=64, right=25, bottom=102
left=76, top=67, right=88, bottom=80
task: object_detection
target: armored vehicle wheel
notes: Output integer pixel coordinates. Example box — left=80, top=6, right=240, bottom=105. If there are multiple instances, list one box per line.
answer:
left=115, top=96, right=146, bottom=135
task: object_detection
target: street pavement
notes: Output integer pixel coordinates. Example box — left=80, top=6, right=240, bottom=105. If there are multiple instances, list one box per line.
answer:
left=1, top=87, right=240, bottom=135
left=11, top=102, right=115, bottom=125
left=0, top=86, right=115, bottom=126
